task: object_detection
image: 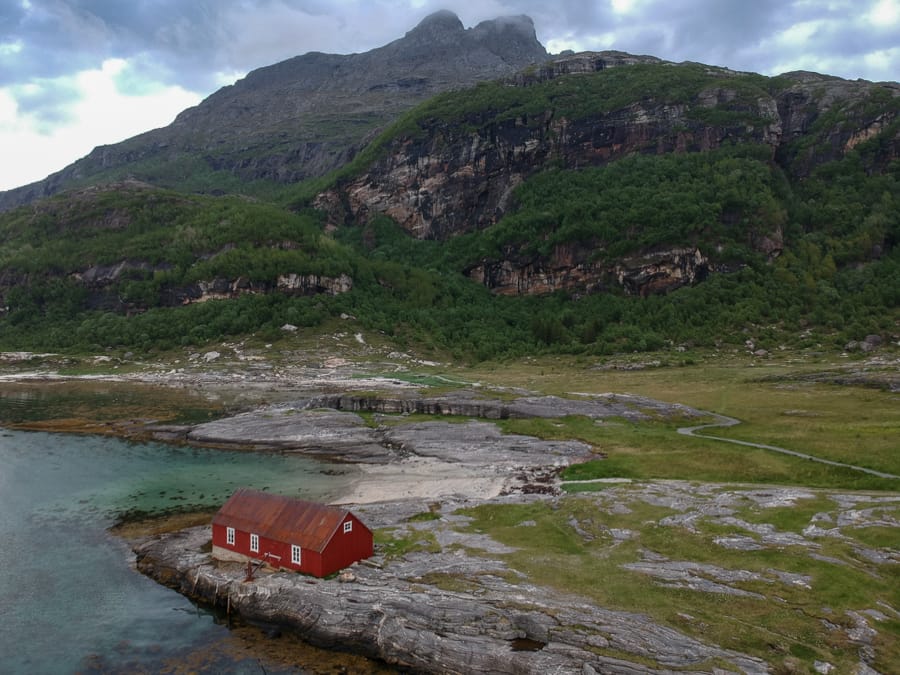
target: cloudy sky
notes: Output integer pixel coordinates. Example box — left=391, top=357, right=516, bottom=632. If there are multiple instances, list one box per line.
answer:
left=1, top=0, right=898, bottom=191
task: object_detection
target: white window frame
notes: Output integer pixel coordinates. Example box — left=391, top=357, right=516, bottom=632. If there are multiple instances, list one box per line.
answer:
left=250, top=533, right=259, bottom=552
left=343, top=520, right=353, bottom=534
left=226, top=527, right=235, bottom=546
left=291, top=545, right=302, bottom=565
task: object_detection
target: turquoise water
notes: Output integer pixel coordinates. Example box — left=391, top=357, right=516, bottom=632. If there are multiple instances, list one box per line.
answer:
left=0, top=428, right=360, bottom=674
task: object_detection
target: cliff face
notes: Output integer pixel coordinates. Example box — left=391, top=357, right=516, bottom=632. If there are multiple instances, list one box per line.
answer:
left=0, top=11, right=547, bottom=211
left=467, top=245, right=710, bottom=297
left=325, top=105, right=778, bottom=240
left=317, top=58, right=898, bottom=296
left=775, top=71, right=900, bottom=176
left=316, top=54, right=771, bottom=241
left=0, top=265, right=352, bottom=316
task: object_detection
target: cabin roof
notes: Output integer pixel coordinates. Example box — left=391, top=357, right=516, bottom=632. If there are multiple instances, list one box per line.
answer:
left=212, top=488, right=362, bottom=552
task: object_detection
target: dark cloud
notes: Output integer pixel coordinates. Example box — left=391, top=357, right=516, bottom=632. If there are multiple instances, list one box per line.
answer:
left=0, top=2, right=27, bottom=40
left=481, top=0, right=896, bottom=81
left=1, top=1, right=423, bottom=92
left=9, top=78, right=80, bottom=130
left=1, top=0, right=896, bottom=105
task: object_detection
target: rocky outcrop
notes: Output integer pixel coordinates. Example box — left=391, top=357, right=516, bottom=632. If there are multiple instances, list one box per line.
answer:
left=131, top=472, right=900, bottom=674
left=0, top=264, right=354, bottom=315
left=0, top=11, right=547, bottom=211
left=132, top=499, right=769, bottom=674
left=160, top=273, right=353, bottom=307
left=314, top=56, right=895, bottom=297
left=614, top=248, right=710, bottom=296
left=316, top=67, right=784, bottom=241
left=467, top=245, right=710, bottom=296
left=774, top=72, right=900, bottom=176
left=173, top=390, right=699, bottom=461
left=279, top=390, right=697, bottom=422
left=510, top=50, right=667, bottom=84
left=276, top=273, right=352, bottom=295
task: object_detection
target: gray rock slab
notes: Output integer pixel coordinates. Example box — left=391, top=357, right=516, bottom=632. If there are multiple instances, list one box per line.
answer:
left=134, top=525, right=768, bottom=674
left=290, top=390, right=704, bottom=422
left=383, top=420, right=593, bottom=466
left=187, top=408, right=392, bottom=461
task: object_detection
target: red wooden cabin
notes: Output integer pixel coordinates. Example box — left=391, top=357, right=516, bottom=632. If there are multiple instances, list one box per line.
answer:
left=211, top=488, right=373, bottom=578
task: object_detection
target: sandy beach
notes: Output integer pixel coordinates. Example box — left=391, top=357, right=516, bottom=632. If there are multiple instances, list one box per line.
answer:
left=332, top=455, right=513, bottom=505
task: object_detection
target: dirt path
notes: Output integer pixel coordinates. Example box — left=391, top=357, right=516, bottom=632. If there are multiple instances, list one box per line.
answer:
left=677, top=413, right=900, bottom=480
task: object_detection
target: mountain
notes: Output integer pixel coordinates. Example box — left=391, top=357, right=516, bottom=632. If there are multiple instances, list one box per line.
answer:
left=0, top=14, right=897, bottom=360
left=320, top=55, right=900, bottom=240
left=316, top=54, right=900, bottom=296
left=0, top=10, right=546, bottom=212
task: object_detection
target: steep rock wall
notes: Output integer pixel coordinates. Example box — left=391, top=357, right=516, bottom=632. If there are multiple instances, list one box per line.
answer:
left=318, top=58, right=897, bottom=297
left=0, top=266, right=352, bottom=316
left=317, top=91, right=782, bottom=241
left=466, top=245, right=710, bottom=297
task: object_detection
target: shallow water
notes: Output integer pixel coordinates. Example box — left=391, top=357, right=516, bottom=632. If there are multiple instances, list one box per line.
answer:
left=0, top=379, right=228, bottom=426
left=0, top=384, right=380, bottom=674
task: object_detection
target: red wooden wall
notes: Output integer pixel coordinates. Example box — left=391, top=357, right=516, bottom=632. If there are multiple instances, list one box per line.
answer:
left=212, top=512, right=372, bottom=578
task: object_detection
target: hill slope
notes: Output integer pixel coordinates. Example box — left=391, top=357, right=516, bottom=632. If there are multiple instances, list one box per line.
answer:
left=0, top=18, right=897, bottom=360
left=0, top=10, right=546, bottom=211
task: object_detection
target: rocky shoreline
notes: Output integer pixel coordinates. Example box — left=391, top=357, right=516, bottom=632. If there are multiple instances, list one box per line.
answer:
left=132, top=496, right=772, bottom=675
left=130, top=476, right=900, bottom=674
left=139, top=389, right=700, bottom=502
left=125, top=386, right=776, bottom=674
left=3, top=360, right=896, bottom=673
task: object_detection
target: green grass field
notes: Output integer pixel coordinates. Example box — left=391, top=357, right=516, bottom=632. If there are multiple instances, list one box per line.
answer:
left=454, top=488, right=900, bottom=673
left=462, top=355, right=899, bottom=488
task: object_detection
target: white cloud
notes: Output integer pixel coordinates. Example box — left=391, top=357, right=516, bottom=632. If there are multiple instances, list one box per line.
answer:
left=0, top=90, right=17, bottom=125
left=863, top=46, right=900, bottom=80
left=775, top=19, right=826, bottom=46
left=546, top=31, right=617, bottom=54
left=0, top=40, right=23, bottom=55
left=867, top=0, right=899, bottom=24
left=610, top=0, right=638, bottom=14
left=0, top=59, right=201, bottom=191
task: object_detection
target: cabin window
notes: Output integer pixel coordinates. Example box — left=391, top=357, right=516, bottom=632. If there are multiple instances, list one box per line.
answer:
left=343, top=520, right=352, bottom=534
left=250, top=533, right=259, bottom=552
left=291, top=545, right=301, bottom=565
left=226, top=527, right=235, bottom=546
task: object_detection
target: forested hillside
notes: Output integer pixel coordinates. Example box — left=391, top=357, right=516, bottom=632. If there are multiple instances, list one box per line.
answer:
left=0, top=49, right=897, bottom=360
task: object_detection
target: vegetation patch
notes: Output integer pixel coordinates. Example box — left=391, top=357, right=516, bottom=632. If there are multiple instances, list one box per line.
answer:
left=469, top=358, right=900, bottom=487
left=3, top=89, right=899, bottom=364
left=407, top=510, right=442, bottom=522
left=415, top=572, right=481, bottom=593
left=734, top=494, right=837, bottom=533
left=373, top=528, right=441, bottom=559
left=453, top=491, right=898, bottom=672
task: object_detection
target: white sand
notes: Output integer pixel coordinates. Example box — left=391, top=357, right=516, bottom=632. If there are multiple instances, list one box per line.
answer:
left=333, top=457, right=511, bottom=505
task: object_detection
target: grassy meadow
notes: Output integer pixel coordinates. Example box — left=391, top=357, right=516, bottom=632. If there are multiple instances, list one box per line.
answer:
left=374, top=351, right=898, bottom=670
left=452, top=489, right=900, bottom=673
left=462, top=354, right=899, bottom=489
left=390, top=354, right=897, bottom=670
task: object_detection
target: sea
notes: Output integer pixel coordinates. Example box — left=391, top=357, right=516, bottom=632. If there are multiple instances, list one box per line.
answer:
left=0, top=383, right=383, bottom=674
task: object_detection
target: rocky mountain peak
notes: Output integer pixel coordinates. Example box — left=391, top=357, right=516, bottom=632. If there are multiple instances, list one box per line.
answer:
left=390, top=10, right=548, bottom=66
left=0, top=10, right=548, bottom=210
left=472, top=14, right=537, bottom=39
left=471, top=14, right=543, bottom=62
left=404, top=9, right=465, bottom=42
left=396, top=10, right=545, bottom=63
